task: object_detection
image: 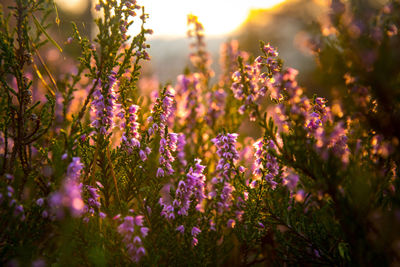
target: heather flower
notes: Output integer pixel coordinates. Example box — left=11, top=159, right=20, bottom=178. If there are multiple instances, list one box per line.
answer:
left=160, top=158, right=206, bottom=219
left=191, top=226, right=201, bottom=236
left=82, top=184, right=102, bottom=222
left=231, top=43, right=280, bottom=119
left=175, top=73, right=205, bottom=131
left=117, top=214, right=148, bottom=263
left=157, top=132, right=178, bottom=177
left=191, top=226, right=201, bottom=246
left=187, top=14, right=214, bottom=79
left=4, top=174, right=13, bottom=181
left=328, top=122, right=350, bottom=164
left=371, top=134, right=393, bottom=160
left=36, top=198, right=44, bottom=206
left=227, top=219, right=236, bottom=228
left=206, top=88, right=227, bottom=127
left=148, top=86, right=175, bottom=132
left=49, top=157, right=85, bottom=218
left=121, top=104, right=141, bottom=153
left=209, top=133, right=240, bottom=213
left=176, top=225, right=185, bottom=234
left=148, top=87, right=178, bottom=177
left=91, top=72, right=120, bottom=136
left=252, top=138, right=279, bottom=188
left=219, top=40, right=248, bottom=84
left=176, top=133, right=187, bottom=167
left=212, top=133, right=240, bottom=180
left=282, top=170, right=299, bottom=191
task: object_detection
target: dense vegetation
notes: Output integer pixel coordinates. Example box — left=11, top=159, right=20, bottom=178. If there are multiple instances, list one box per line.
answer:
left=1, top=0, right=400, bottom=265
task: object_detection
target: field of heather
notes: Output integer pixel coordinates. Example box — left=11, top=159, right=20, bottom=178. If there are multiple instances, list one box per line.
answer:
left=1, top=0, right=400, bottom=266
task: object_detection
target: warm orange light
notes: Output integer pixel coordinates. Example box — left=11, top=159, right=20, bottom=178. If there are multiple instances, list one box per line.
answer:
left=56, top=0, right=288, bottom=37
left=140, top=0, right=288, bottom=37
left=55, top=0, right=89, bottom=15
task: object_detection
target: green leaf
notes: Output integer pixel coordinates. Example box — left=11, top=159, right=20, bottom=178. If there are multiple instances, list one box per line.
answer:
left=338, top=242, right=350, bottom=260
left=32, top=14, right=62, bottom=53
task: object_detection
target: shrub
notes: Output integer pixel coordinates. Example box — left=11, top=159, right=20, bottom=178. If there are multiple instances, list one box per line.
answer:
left=0, top=0, right=399, bottom=265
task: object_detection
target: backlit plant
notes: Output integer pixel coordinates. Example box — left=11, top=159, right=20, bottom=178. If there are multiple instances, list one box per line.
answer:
left=0, top=0, right=399, bottom=265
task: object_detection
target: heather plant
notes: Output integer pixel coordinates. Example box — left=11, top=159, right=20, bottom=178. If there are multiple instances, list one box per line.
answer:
left=1, top=0, right=400, bottom=266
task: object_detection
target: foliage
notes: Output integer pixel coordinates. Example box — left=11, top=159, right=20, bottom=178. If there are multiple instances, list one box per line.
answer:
left=0, top=0, right=400, bottom=265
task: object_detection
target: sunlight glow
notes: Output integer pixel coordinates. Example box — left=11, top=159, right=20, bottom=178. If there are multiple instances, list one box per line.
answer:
left=55, top=0, right=89, bottom=15
left=144, top=0, right=287, bottom=37
left=57, top=0, right=287, bottom=37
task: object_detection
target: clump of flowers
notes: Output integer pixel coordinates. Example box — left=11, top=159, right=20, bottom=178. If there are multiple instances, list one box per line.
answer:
left=209, top=133, right=240, bottom=213
left=231, top=43, right=281, bottom=120
left=91, top=72, right=119, bottom=135
left=121, top=104, right=141, bottom=152
left=252, top=138, right=280, bottom=188
left=160, top=158, right=206, bottom=219
left=175, top=73, right=205, bottom=131
left=117, top=214, right=149, bottom=262
left=49, top=157, right=85, bottom=218
left=82, top=183, right=104, bottom=222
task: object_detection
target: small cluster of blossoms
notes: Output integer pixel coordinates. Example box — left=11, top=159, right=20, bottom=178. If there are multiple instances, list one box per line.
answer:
left=82, top=183, right=105, bottom=222
left=212, top=133, right=240, bottom=179
left=209, top=133, right=240, bottom=214
left=187, top=14, right=214, bottom=79
left=121, top=105, right=141, bottom=151
left=176, top=225, right=201, bottom=246
left=120, top=1, right=142, bottom=40
left=252, top=138, right=280, bottom=189
left=157, top=133, right=178, bottom=177
left=176, top=133, right=187, bottom=167
left=175, top=74, right=205, bottom=130
left=282, top=168, right=300, bottom=192
left=303, top=97, right=350, bottom=163
left=49, top=157, right=84, bottom=218
left=205, top=88, right=227, bottom=127
left=271, top=68, right=311, bottom=131
left=370, top=134, right=393, bottom=160
left=148, top=87, right=178, bottom=177
left=148, top=86, right=175, bottom=135
left=264, top=65, right=350, bottom=164
left=117, top=214, right=149, bottom=263
left=190, top=226, right=201, bottom=246
left=306, top=97, right=332, bottom=132
left=219, top=40, right=249, bottom=84
left=231, top=43, right=280, bottom=120
left=160, top=159, right=206, bottom=219
left=91, top=72, right=119, bottom=135
left=0, top=174, right=25, bottom=221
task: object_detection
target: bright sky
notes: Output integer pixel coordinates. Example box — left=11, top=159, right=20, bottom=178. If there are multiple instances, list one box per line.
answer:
left=143, top=0, right=287, bottom=37
left=56, top=0, right=287, bottom=37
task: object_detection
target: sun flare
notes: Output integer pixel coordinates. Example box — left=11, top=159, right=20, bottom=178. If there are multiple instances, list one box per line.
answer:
left=56, top=0, right=287, bottom=37
left=136, top=0, right=288, bottom=37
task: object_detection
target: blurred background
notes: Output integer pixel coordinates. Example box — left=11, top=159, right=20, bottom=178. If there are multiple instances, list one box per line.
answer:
left=2, top=0, right=390, bottom=99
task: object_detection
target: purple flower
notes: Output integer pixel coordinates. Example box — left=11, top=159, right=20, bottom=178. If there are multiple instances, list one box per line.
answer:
left=191, top=226, right=201, bottom=237
left=91, top=74, right=120, bottom=136
left=36, top=198, right=44, bottom=206
left=230, top=43, right=279, bottom=116
left=227, top=219, right=236, bottom=228
left=209, top=133, right=240, bottom=214
left=176, top=225, right=185, bottom=234
left=252, top=138, right=279, bottom=188
left=121, top=104, right=141, bottom=152
left=117, top=214, right=148, bottom=263
left=140, top=227, right=149, bottom=237
left=49, top=158, right=85, bottom=218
